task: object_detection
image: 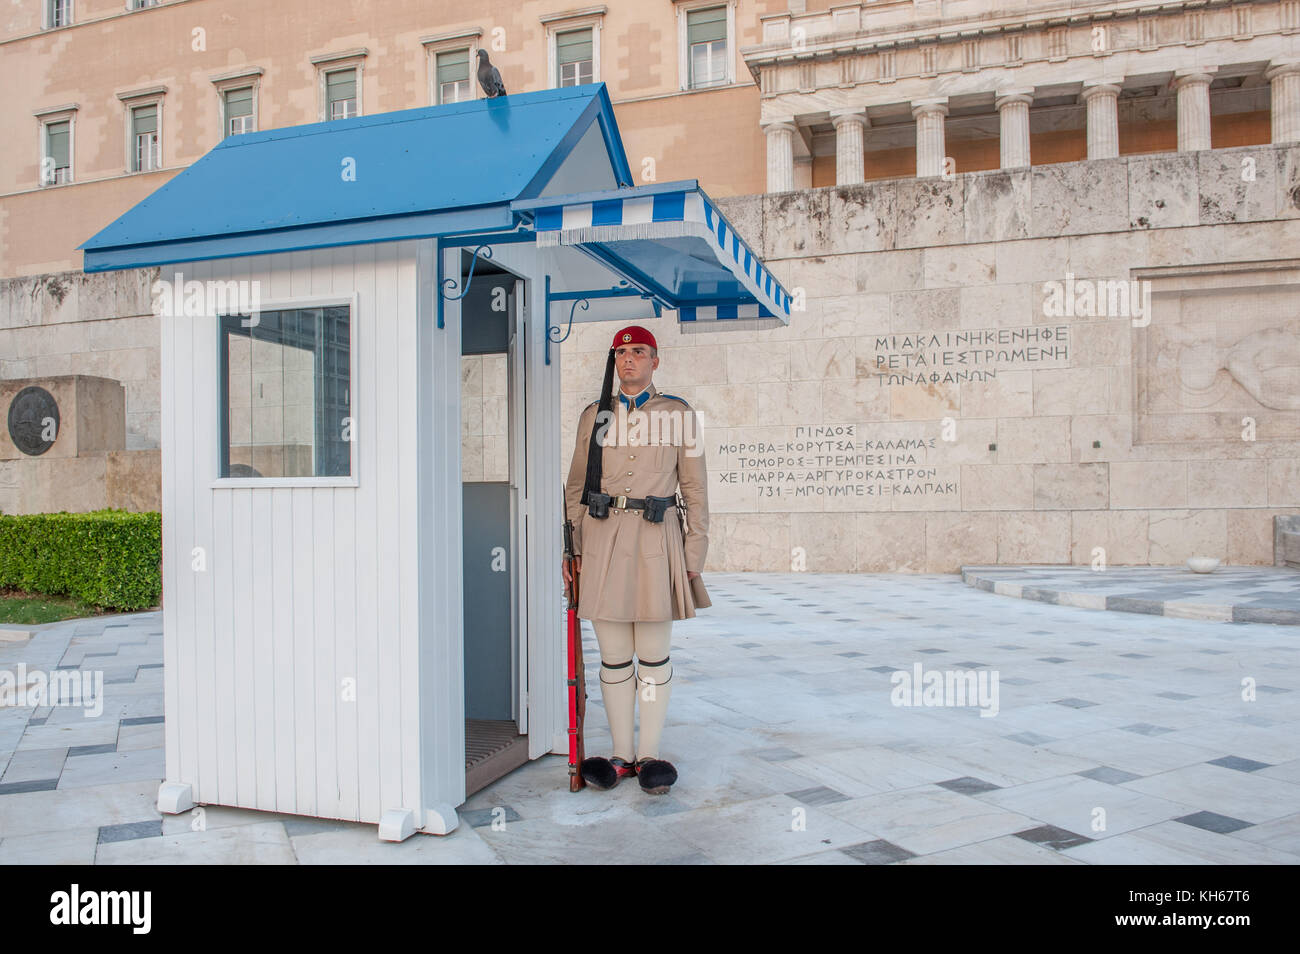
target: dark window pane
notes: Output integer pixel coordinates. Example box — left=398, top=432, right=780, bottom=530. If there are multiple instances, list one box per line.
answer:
left=220, top=305, right=352, bottom=478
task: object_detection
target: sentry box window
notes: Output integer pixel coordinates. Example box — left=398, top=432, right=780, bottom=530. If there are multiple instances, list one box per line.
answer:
left=218, top=305, right=352, bottom=479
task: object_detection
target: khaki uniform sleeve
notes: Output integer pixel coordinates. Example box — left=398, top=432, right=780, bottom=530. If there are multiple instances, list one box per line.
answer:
left=676, top=406, right=709, bottom=573
left=564, top=404, right=596, bottom=556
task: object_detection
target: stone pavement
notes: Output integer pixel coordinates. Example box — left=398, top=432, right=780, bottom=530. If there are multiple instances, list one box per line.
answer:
left=963, top=564, right=1300, bottom=625
left=2, top=572, right=1299, bottom=864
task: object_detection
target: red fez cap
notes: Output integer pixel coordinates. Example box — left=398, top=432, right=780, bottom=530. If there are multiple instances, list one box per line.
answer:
left=611, top=325, right=657, bottom=350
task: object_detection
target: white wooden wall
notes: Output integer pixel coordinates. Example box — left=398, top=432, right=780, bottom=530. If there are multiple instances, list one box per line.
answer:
left=160, top=240, right=462, bottom=826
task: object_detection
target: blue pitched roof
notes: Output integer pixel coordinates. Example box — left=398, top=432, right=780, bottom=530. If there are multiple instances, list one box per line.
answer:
left=79, top=84, right=632, bottom=271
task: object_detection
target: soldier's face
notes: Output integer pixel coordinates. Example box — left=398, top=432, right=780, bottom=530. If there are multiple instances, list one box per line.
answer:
left=615, top=344, right=658, bottom=391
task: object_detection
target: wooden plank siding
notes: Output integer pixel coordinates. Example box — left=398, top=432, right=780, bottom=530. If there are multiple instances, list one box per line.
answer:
left=159, top=236, right=567, bottom=829
left=160, top=242, right=445, bottom=825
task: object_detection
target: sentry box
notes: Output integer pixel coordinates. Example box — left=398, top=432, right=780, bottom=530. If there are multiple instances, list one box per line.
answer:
left=79, top=84, right=791, bottom=840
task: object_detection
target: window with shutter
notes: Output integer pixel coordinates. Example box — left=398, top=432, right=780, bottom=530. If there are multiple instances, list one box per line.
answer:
left=225, top=87, right=255, bottom=136
left=132, top=105, right=160, bottom=172
left=48, top=0, right=70, bottom=28
left=44, top=120, right=70, bottom=184
left=557, top=28, right=594, bottom=87
left=437, top=50, right=471, bottom=103
left=687, top=6, right=728, bottom=89
left=327, top=69, right=357, bottom=119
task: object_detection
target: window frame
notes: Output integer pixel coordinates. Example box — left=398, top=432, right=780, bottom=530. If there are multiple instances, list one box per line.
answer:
left=212, top=69, right=262, bottom=140
left=45, top=0, right=72, bottom=29
left=118, top=89, right=166, bottom=174
left=311, top=49, right=368, bottom=122
left=324, top=67, right=359, bottom=120
left=554, top=26, right=596, bottom=88
left=35, top=106, right=76, bottom=187
left=435, top=47, right=475, bottom=105
left=676, top=0, right=736, bottom=91
left=542, top=9, right=603, bottom=91
left=422, top=29, right=484, bottom=106
left=213, top=291, right=361, bottom=489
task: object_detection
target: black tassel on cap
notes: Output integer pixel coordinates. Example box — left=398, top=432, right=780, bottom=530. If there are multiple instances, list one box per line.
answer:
left=581, top=347, right=617, bottom=506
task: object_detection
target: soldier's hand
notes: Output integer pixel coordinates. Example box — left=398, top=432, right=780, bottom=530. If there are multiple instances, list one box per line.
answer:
left=687, top=570, right=700, bottom=580
left=563, top=555, right=582, bottom=584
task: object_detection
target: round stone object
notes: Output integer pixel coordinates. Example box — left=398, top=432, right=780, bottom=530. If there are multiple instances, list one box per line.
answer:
left=7, top=385, right=60, bottom=456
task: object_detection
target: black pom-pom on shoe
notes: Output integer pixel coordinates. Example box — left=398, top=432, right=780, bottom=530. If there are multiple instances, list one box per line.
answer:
left=580, top=756, right=636, bottom=790
left=634, top=758, right=677, bottom=794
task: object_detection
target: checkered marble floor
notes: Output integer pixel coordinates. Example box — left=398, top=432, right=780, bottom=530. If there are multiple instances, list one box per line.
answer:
left=963, top=564, right=1300, bottom=625
left=3, top=573, right=1299, bottom=864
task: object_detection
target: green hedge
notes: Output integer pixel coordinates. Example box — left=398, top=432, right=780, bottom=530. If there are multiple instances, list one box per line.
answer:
left=0, top=510, right=161, bottom=611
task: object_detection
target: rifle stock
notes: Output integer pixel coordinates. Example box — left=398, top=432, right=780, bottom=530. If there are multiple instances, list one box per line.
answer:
left=562, top=501, right=587, bottom=792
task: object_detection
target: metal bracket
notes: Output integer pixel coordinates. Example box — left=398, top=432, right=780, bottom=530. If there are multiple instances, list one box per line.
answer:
left=441, top=244, right=493, bottom=303
left=549, top=296, right=588, bottom=352
left=436, top=229, right=535, bottom=330
left=545, top=278, right=652, bottom=366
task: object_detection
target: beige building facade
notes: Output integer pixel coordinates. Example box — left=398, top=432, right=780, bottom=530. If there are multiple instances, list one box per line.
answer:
left=3, top=0, right=1299, bottom=573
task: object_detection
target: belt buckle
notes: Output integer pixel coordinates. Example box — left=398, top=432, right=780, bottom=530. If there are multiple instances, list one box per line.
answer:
left=614, top=494, right=628, bottom=510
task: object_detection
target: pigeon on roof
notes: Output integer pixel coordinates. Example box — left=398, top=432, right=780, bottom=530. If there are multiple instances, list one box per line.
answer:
left=476, top=49, right=507, bottom=98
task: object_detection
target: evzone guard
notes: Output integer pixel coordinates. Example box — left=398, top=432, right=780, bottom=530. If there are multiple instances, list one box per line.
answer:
left=563, top=325, right=711, bottom=794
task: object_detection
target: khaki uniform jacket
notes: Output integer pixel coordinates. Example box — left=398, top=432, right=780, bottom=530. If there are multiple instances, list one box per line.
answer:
left=564, top=382, right=710, bottom=622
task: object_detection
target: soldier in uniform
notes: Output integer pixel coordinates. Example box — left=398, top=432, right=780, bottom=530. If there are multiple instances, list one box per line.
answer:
left=562, top=325, right=710, bottom=794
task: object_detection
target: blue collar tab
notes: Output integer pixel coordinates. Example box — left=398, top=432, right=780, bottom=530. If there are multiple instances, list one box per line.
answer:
left=618, top=388, right=651, bottom=409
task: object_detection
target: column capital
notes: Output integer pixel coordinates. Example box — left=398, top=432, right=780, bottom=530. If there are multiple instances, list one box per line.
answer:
left=1172, top=67, right=1217, bottom=89
left=761, top=119, right=797, bottom=135
left=1081, top=82, right=1122, bottom=102
left=994, top=89, right=1034, bottom=109
left=910, top=97, right=948, bottom=119
left=830, top=109, right=869, bottom=130
left=1265, top=60, right=1300, bottom=82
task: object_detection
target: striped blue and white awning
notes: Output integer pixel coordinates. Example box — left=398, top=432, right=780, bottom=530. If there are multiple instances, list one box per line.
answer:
left=512, top=181, right=791, bottom=330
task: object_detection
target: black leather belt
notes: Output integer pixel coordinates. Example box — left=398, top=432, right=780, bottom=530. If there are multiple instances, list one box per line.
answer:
left=586, top=492, right=677, bottom=522
left=609, top=494, right=658, bottom=510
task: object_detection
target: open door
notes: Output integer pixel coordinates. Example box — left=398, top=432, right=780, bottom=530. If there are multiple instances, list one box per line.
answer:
left=460, top=255, right=529, bottom=796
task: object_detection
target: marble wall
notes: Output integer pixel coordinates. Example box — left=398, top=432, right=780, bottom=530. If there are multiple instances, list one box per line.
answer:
left=0, top=375, right=160, bottom=514
left=0, top=269, right=159, bottom=451
left=461, top=353, right=509, bottom=483
left=5, top=146, right=1298, bottom=566
left=560, top=143, right=1300, bottom=572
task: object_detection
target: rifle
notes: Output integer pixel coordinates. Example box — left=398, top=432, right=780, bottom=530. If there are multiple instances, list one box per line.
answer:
left=562, top=488, right=587, bottom=791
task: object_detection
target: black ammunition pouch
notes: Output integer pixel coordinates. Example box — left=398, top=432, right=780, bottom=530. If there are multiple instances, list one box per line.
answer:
left=586, top=491, right=611, bottom=519
left=640, top=495, right=673, bottom=524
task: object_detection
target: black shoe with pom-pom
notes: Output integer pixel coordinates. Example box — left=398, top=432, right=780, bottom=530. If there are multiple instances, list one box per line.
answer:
left=579, top=756, right=637, bottom=790
left=634, top=758, right=677, bottom=794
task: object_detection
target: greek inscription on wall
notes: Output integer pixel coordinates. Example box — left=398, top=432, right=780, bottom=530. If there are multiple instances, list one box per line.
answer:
left=871, top=326, right=1070, bottom=385
left=716, top=425, right=958, bottom=500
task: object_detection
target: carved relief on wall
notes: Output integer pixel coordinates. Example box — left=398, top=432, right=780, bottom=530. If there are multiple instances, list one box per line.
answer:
left=1135, top=264, right=1300, bottom=443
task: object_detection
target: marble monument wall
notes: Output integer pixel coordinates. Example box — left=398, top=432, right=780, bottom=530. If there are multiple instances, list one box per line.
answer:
left=560, top=144, right=1300, bottom=572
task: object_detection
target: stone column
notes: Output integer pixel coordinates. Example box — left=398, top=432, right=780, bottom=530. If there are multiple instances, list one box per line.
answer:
left=1082, top=83, right=1121, bottom=159
left=911, top=98, right=948, bottom=178
left=830, top=110, right=869, bottom=185
left=995, top=89, right=1033, bottom=168
left=763, top=120, right=796, bottom=193
left=794, top=156, right=813, bottom=191
left=1265, top=60, right=1300, bottom=144
left=1173, top=69, right=1216, bottom=152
